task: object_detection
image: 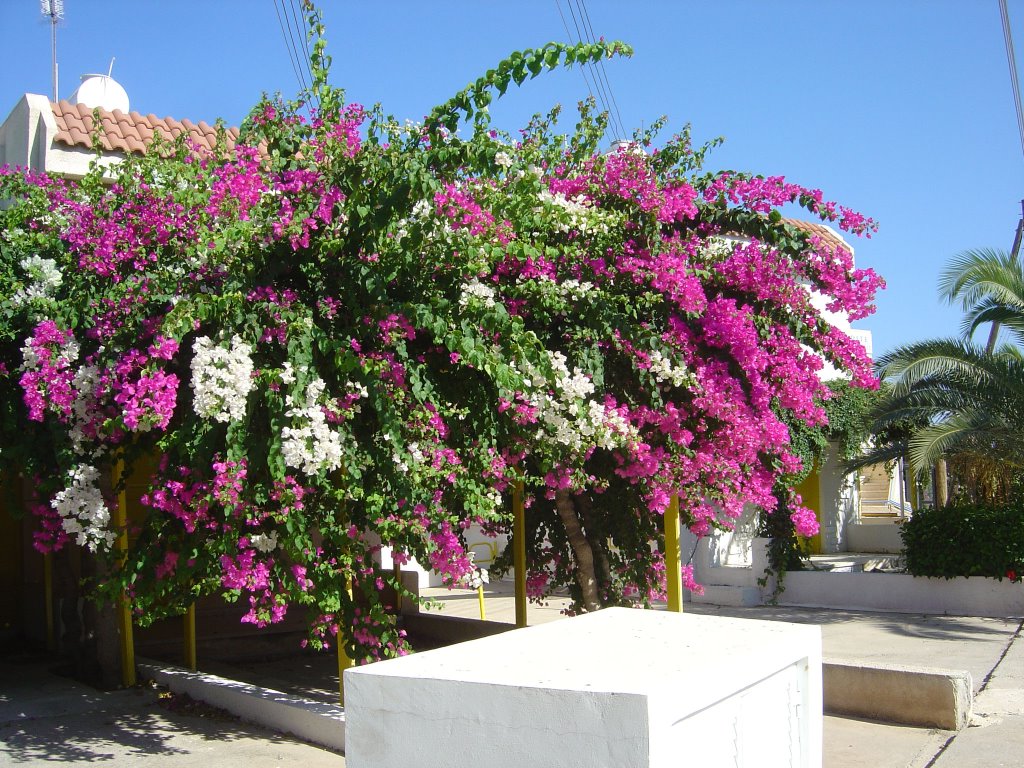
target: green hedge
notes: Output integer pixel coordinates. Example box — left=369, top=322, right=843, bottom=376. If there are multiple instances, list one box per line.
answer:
left=901, top=504, right=1024, bottom=579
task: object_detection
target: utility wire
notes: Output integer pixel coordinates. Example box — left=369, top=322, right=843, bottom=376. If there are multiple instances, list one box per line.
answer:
left=576, top=0, right=627, bottom=139
left=555, top=0, right=602, bottom=120
left=563, top=0, right=616, bottom=135
left=273, top=0, right=308, bottom=94
left=288, top=0, right=314, bottom=73
left=999, top=0, right=1024, bottom=162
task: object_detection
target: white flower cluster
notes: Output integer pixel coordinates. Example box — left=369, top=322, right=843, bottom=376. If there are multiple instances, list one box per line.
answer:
left=190, top=335, right=254, bottom=423
left=281, top=378, right=344, bottom=476
left=69, top=364, right=102, bottom=456
left=12, top=255, right=63, bottom=306
left=21, top=332, right=79, bottom=373
left=647, top=350, right=693, bottom=388
left=51, top=464, right=115, bottom=552
left=494, top=150, right=513, bottom=168
left=250, top=531, right=278, bottom=553
left=513, top=351, right=632, bottom=453
left=467, top=567, right=490, bottom=590
left=459, top=278, right=497, bottom=309
left=697, top=236, right=737, bottom=262
left=519, top=273, right=595, bottom=301
left=537, top=189, right=612, bottom=234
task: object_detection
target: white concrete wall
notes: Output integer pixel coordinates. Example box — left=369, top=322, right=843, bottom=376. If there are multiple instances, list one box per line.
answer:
left=846, top=521, right=904, bottom=554
left=380, top=523, right=508, bottom=589
left=345, top=608, right=822, bottom=768
left=0, top=93, right=124, bottom=179
left=818, top=444, right=858, bottom=554
left=777, top=571, right=1024, bottom=618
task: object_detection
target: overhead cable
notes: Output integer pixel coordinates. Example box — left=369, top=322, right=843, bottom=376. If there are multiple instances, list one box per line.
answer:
left=575, top=0, right=627, bottom=139
left=273, top=0, right=309, bottom=94
left=555, top=0, right=602, bottom=120
left=999, top=0, right=1024, bottom=161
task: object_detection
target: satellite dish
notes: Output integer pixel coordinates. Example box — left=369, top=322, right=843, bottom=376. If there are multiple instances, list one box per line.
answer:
left=69, top=73, right=129, bottom=113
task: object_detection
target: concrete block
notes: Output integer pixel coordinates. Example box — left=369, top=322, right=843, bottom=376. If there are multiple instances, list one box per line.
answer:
left=138, top=659, right=345, bottom=752
left=823, top=659, right=972, bottom=730
left=345, top=607, right=822, bottom=767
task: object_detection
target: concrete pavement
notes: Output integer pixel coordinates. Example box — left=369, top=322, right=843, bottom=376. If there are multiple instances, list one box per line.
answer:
left=0, top=656, right=345, bottom=767
left=2, top=580, right=1022, bottom=767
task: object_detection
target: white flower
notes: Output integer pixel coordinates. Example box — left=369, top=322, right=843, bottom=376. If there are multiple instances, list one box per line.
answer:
left=281, top=378, right=344, bottom=476
left=494, top=150, right=513, bottom=168
left=190, top=335, right=254, bottom=423
left=648, top=350, right=692, bottom=388
left=250, top=531, right=279, bottom=553
left=467, top=568, right=490, bottom=590
left=280, top=362, right=296, bottom=385
left=12, top=255, right=63, bottom=306
left=459, top=278, right=497, bottom=309
left=51, top=464, right=115, bottom=552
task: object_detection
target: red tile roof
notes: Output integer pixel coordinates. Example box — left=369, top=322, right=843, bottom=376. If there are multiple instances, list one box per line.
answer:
left=784, top=217, right=852, bottom=253
left=50, top=100, right=241, bottom=156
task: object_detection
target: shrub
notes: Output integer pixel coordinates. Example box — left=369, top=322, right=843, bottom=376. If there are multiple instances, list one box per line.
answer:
left=901, top=504, right=1024, bottom=579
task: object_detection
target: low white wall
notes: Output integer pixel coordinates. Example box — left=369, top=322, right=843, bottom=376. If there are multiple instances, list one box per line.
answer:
left=846, top=521, right=903, bottom=554
left=345, top=608, right=822, bottom=768
left=778, top=571, right=1024, bottom=618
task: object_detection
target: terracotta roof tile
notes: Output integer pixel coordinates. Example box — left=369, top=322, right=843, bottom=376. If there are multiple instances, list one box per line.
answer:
left=783, top=217, right=851, bottom=254
left=50, top=100, right=243, bottom=156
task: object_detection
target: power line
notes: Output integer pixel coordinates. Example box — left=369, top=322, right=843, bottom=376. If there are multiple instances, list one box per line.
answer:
left=554, top=0, right=602, bottom=119
left=287, top=0, right=313, bottom=74
left=273, top=0, right=307, bottom=93
left=273, top=0, right=310, bottom=95
left=563, top=0, right=617, bottom=135
left=999, top=0, right=1024, bottom=161
left=575, top=0, right=627, bottom=140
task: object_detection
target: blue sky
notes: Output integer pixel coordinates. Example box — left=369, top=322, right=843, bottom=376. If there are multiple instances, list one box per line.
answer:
left=1, top=1, right=1022, bottom=358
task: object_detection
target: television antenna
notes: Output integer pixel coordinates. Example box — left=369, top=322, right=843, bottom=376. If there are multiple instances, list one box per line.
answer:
left=40, top=0, right=65, bottom=101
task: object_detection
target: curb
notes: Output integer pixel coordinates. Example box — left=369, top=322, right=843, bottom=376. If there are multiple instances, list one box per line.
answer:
left=137, top=659, right=346, bottom=752
left=824, top=658, right=972, bottom=730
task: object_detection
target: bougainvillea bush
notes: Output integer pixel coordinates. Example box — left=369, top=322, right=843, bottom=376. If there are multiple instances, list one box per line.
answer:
left=0, top=13, right=882, bottom=661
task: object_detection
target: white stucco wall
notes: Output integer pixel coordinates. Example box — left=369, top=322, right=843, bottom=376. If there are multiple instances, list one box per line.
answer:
left=0, top=93, right=123, bottom=179
left=345, top=608, right=823, bottom=768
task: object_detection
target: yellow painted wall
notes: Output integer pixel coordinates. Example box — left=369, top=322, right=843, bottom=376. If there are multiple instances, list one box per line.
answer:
left=794, top=468, right=822, bottom=555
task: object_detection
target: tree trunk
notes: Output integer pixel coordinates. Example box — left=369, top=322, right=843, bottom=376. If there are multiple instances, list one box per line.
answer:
left=554, top=489, right=601, bottom=612
left=934, top=459, right=949, bottom=508
left=576, top=492, right=611, bottom=589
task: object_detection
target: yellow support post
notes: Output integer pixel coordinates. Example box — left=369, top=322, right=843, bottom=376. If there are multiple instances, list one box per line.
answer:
left=183, top=603, right=197, bottom=671
left=112, top=459, right=136, bottom=687
left=664, top=493, right=683, bottom=613
left=512, top=479, right=527, bottom=628
left=43, top=552, right=55, bottom=652
left=337, top=576, right=355, bottom=705
left=477, top=584, right=486, bottom=621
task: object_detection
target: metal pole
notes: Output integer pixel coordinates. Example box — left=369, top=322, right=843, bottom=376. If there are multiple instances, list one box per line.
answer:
left=112, top=459, right=135, bottom=687
left=512, top=479, right=527, bottom=628
left=477, top=584, right=486, bottom=621
left=183, top=603, right=197, bottom=671
left=665, top=493, right=683, bottom=612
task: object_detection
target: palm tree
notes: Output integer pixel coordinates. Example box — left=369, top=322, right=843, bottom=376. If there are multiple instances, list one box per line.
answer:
left=938, top=247, right=1024, bottom=353
left=856, top=248, right=1024, bottom=505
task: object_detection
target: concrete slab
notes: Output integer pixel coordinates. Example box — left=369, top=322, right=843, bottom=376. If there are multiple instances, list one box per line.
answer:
left=823, top=660, right=971, bottom=729
left=138, top=659, right=346, bottom=753
left=822, top=715, right=950, bottom=768
left=0, top=658, right=345, bottom=767
left=345, top=608, right=823, bottom=768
